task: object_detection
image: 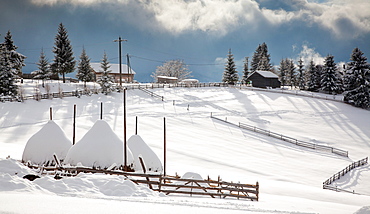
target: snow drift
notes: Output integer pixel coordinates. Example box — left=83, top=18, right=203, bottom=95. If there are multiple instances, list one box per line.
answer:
left=64, top=120, right=134, bottom=169
left=127, top=135, right=162, bottom=172
left=22, top=120, right=72, bottom=166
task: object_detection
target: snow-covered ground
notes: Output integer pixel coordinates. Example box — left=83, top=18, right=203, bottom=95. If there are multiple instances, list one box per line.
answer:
left=0, top=81, right=369, bottom=213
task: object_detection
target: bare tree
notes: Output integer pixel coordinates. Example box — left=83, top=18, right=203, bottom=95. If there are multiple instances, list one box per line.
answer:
left=152, top=59, right=192, bottom=82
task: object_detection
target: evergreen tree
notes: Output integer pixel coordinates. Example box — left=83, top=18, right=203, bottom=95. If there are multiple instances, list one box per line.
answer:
left=241, top=57, right=249, bottom=85
left=2, top=30, right=26, bottom=76
left=251, top=42, right=272, bottom=72
left=297, top=58, right=305, bottom=90
left=278, top=58, right=288, bottom=87
left=97, top=52, right=115, bottom=95
left=287, top=59, right=296, bottom=88
left=306, top=60, right=320, bottom=91
left=32, top=48, right=51, bottom=87
left=76, top=47, right=94, bottom=87
left=320, top=55, right=340, bottom=94
left=222, top=49, right=238, bottom=85
left=343, top=48, right=370, bottom=108
left=51, top=23, right=75, bottom=83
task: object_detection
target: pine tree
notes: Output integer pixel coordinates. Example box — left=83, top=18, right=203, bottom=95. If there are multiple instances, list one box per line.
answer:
left=32, top=48, right=51, bottom=87
left=51, top=23, right=75, bottom=83
left=343, top=48, right=370, bottom=108
left=251, top=42, right=272, bottom=72
left=297, top=58, right=305, bottom=90
left=2, top=30, right=26, bottom=76
left=278, top=58, right=288, bottom=87
left=97, top=52, right=115, bottom=95
left=241, top=57, right=249, bottom=85
left=320, top=55, right=340, bottom=94
left=222, top=49, right=238, bottom=85
left=306, top=60, right=320, bottom=91
left=76, top=47, right=94, bottom=87
left=287, top=59, right=296, bottom=88
left=0, top=31, right=25, bottom=97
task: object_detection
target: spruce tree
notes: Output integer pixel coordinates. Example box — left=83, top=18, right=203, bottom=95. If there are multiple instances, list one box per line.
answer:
left=222, top=49, right=238, bottom=85
left=76, top=47, right=94, bottom=87
left=306, top=60, right=320, bottom=91
left=343, top=48, right=370, bottom=108
left=51, top=23, right=75, bottom=83
left=287, top=59, right=296, bottom=88
left=97, top=52, right=115, bottom=95
left=2, top=30, right=26, bottom=76
left=241, top=57, right=249, bottom=85
left=278, top=58, right=288, bottom=87
left=251, top=42, right=272, bottom=72
left=320, top=55, right=340, bottom=94
left=297, top=58, right=305, bottom=90
left=32, top=48, right=51, bottom=87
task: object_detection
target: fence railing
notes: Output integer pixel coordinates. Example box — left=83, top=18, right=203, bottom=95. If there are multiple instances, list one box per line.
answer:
left=323, top=157, right=368, bottom=186
left=211, top=114, right=349, bottom=157
left=139, top=88, right=164, bottom=101
left=26, top=163, right=259, bottom=201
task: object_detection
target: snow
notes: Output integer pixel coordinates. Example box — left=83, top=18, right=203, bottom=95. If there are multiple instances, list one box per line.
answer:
left=22, top=120, right=72, bottom=165
left=64, top=120, right=134, bottom=169
left=128, top=135, right=163, bottom=172
left=1, top=82, right=370, bottom=213
left=254, top=70, right=279, bottom=78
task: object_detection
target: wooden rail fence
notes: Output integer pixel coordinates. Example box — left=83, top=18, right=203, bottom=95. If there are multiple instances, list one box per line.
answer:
left=211, top=114, right=349, bottom=157
left=26, top=163, right=259, bottom=201
left=323, top=157, right=368, bottom=186
left=139, top=88, right=164, bottom=101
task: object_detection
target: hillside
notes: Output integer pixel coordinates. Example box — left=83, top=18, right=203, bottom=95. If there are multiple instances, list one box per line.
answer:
left=0, top=83, right=369, bottom=213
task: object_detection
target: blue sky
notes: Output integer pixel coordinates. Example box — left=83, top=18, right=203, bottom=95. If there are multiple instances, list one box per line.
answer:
left=1, top=0, right=369, bottom=82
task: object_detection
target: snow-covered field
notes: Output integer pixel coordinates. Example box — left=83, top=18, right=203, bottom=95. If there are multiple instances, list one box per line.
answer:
left=1, top=81, right=369, bottom=213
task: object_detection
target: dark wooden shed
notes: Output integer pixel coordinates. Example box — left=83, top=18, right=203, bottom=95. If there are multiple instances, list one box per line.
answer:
left=248, top=71, right=281, bottom=88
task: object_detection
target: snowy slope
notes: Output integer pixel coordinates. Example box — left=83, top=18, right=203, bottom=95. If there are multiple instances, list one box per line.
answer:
left=0, top=84, right=369, bottom=213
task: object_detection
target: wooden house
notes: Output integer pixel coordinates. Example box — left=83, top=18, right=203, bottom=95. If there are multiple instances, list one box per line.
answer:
left=91, top=63, right=135, bottom=83
left=248, top=71, right=281, bottom=88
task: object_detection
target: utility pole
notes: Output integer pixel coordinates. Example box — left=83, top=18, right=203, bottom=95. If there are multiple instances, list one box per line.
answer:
left=113, top=37, right=127, bottom=87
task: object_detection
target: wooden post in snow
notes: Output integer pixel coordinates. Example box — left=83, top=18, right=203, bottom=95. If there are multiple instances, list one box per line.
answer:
left=73, top=104, right=76, bottom=145
left=49, top=107, right=52, bottom=120
left=123, top=89, right=127, bottom=171
left=100, top=102, right=103, bottom=120
left=164, top=117, right=166, bottom=177
left=135, top=116, right=138, bottom=135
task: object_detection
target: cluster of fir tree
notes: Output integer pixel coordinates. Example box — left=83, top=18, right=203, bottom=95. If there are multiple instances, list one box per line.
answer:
left=32, top=23, right=115, bottom=93
left=223, top=43, right=272, bottom=85
left=279, top=48, right=369, bottom=109
left=0, top=31, right=26, bottom=97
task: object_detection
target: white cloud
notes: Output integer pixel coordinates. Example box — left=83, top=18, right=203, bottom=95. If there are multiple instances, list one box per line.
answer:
left=296, top=44, right=325, bottom=66
left=29, top=0, right=370, bottom=39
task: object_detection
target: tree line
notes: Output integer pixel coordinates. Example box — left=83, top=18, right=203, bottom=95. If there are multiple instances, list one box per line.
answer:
left=0, top=23, right=116, bottom=97
left=222, top=43, right=370, bottom=109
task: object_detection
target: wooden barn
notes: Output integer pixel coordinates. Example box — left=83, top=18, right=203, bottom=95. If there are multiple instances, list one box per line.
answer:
left=248, top=71, right=281, bottom=88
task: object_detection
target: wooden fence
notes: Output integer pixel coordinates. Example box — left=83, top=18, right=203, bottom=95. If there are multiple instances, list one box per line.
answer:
left=26, top=163, right=259, bottom=201
left=323, top=157, right=368, bottom=186
left=211, top=114, right=349, bottom=157
left=139, top=88, right=164, bottom=101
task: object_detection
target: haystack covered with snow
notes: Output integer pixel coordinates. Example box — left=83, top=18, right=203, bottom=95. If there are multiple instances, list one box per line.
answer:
left=128, top=135, right=162, bottom=172
left=22, top=120, right=72, bottom=165
left=64, top=120, right=134, bottom=169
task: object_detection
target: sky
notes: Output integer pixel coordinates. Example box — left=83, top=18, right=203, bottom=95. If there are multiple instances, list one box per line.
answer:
left=1, top=0, right=369, bottom=82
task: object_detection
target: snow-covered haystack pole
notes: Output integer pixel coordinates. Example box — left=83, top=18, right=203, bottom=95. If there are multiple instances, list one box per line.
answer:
left=64, top=120, right=134, bottom=169
left=128, top=135, right=163, bottom=173
left=22, top=121, right=72, bottom=166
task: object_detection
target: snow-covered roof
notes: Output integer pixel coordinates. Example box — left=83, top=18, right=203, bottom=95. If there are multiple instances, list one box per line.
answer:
left=91, top=63, right=136, bottom=75
left=157, top=76, right=178, bottom=80
left=22, top=120, right=72, bottom=165
left=253, top=70, right=279, bottom=78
